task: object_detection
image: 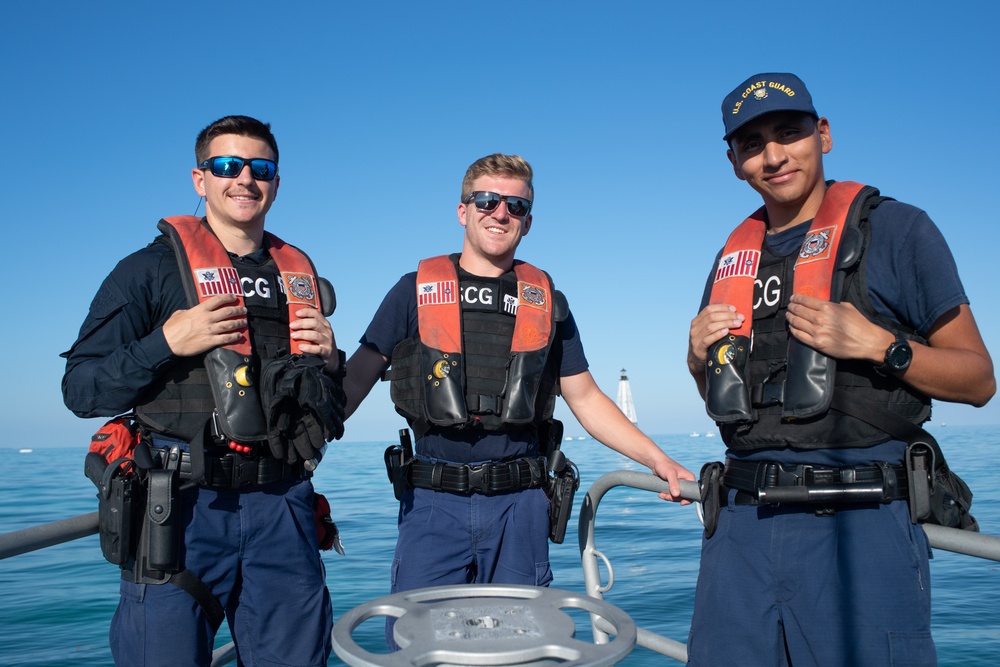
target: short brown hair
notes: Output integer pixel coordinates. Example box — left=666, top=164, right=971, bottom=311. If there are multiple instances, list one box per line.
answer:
left=460, top=153, right=533, bottom=203
left=194, top=115, right=279, bottom=165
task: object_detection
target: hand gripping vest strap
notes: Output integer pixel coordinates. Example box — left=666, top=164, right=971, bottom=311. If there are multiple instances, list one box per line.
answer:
left=705, top=181, right=873, bottom=423
left=396, top=255, right=557, bottom=430
left=157, top=216, right=323, bottom=442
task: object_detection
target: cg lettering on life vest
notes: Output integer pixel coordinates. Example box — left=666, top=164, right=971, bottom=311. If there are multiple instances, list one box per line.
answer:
left=460, top=280, right=517, bottom=315
left=241, top=276, right=273, bottom=299
left=237, top=265, right=287, bottom=306
left=463, top=284, right=494, bottom=306
left=754, top=275, right=782, bottom=311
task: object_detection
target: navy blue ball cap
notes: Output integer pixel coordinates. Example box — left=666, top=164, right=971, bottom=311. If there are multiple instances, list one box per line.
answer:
left=721, top=73, right=817, bottom=141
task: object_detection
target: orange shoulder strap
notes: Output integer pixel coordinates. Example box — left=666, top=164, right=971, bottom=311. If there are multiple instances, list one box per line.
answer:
left=416, top=255, right=461, bottom=353
left=707, top=180, right=867, bottom=328
left=511, top=261, right=554, bottom=353
left=159, top=216, right=321, bottom=356
left=708, top=209, right=766, bottom=336
left=264, top=232, right=321, bottom=355
left=160, top=216, right=250, bottom=355
left=415, top=256, right=555, bottom=355
left=790, top=181, right=865, bottom=300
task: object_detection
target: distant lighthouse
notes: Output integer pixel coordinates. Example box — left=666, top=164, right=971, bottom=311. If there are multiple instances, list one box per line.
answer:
left=616, top=368, right=638, bottom=425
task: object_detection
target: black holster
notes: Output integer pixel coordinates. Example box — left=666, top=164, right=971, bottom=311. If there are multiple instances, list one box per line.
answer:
left=699, top=461, right=725, bottom=539
left=544, top=446, right=580, bottom=545
left=536, top=420, right=580, bottom=544
left=86, top=443, right=225, bottom=629
left=87, top=453, right=144, bottom=566
left=384, top=428, right=414, bottom=501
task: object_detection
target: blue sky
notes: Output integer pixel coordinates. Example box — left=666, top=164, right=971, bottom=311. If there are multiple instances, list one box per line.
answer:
left=3, top=1, right=998, bottom=447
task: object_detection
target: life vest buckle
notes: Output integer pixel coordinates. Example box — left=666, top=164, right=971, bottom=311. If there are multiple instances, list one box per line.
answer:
left=751, top=363, right=786, bottom=408
left=466, top=463, right=490, bottom=493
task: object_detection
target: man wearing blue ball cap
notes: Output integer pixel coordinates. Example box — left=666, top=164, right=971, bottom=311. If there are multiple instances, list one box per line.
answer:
left=686, top=73, right=995, bottom=665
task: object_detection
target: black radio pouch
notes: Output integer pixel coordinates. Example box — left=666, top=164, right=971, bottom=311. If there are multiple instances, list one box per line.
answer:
left=86, top=452, right=144, bottom=566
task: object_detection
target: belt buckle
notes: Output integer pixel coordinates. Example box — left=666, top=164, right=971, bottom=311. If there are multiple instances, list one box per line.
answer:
left=231, top=457, right=259, bottom=488
left=763, top=463, right=811, bottom=488
left=467, top=463, right=490, bottom=494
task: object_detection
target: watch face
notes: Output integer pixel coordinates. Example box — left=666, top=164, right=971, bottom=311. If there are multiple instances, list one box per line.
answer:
left=888, top=341, right=912, bottom=370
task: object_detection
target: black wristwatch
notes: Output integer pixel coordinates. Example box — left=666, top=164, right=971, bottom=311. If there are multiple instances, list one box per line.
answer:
left=874, top=336, right=912, bottom=375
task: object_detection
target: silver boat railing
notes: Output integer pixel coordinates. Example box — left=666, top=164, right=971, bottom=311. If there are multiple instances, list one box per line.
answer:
left=4, top=470, right=1000, bottom=665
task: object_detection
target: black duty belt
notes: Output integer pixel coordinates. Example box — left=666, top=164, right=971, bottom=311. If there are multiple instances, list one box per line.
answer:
left=408, top=457, right=546, bottom=495
left=723, top=459, right=909, bottom=506
left=152, top=448, right=305, bottom=489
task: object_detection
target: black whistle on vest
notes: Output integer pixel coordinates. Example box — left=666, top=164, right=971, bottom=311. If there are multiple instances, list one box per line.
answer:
left=705, top=335, right=753, bottom=424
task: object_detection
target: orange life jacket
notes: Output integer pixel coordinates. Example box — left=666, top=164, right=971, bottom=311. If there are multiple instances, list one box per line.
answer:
left=704, top=182, right=930, bottom=450
left=136, top=216, right=323, bottom=443
left=389, top=254, right=562, bottom=436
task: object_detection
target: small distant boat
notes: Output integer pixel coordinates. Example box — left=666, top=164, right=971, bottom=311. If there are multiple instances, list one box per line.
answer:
left=705, top=433, right=715, bottom=438
left=577, top=436, right=586, bottom=441
left=564, top=436, right=574, bottom=442
left=18, top=449, right=32, bottom=454
left=689, top=432, right=700, bottom=438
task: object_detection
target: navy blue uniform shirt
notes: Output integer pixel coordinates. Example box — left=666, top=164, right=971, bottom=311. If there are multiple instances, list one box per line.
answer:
left=62, top=237, right=276, bottom=419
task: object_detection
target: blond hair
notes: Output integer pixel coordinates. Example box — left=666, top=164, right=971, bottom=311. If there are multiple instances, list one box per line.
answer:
left=460, top=153, right=534, bottom=202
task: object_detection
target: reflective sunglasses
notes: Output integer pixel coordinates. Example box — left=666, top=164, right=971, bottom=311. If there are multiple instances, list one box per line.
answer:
left=465, top=191, right=532, bottom=217
left=198, top=155, right=278, bottom=181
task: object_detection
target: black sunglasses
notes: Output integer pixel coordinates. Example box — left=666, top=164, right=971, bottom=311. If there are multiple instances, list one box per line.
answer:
left=198, top=156, right=278, bottom=181
left=465, top=191, right=532, bottom=217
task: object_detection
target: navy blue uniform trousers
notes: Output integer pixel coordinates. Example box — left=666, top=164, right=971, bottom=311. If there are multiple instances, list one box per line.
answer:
left=385, top=485, right=552, bottom=648
left=687, top=491, right=934, bottom=667
left=110, top=477, right=333, bottom=666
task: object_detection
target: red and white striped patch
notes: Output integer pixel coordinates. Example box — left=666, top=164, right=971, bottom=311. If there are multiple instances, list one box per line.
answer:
left=195, top=266, right=242, bottom=297
left=714, top=249, right=760, bottom=283
left=417, top=280, right=457, bottom=306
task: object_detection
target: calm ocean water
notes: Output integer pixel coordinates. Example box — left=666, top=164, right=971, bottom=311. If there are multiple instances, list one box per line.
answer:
left=1, top=427, right=998, bottom=666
